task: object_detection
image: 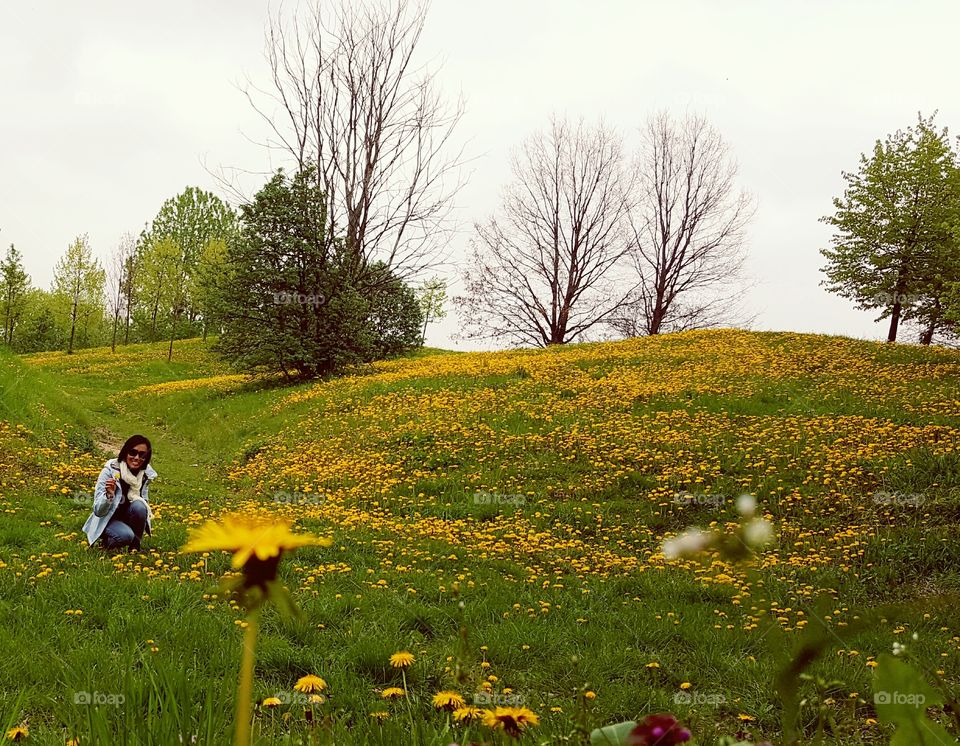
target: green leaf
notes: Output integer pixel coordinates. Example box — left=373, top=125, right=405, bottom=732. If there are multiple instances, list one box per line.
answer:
left=874, top=654, right=957, bottom=745
left=890, top=720, right=958, bottom=746
left=264, top=579, right=303, bottom=620
left=590, top=720, right=636, bottom=745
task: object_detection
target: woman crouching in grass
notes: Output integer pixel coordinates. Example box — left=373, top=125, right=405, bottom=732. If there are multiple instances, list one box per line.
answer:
left=83, top=435, right=157, bottom=552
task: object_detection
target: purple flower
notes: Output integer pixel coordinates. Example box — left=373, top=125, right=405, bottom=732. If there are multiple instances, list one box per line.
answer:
left=627, top=714, right=692, bottom=746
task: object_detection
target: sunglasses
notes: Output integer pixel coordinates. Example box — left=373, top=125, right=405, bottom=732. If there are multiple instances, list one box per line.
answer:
left=128, top=450, right=149, bottom=460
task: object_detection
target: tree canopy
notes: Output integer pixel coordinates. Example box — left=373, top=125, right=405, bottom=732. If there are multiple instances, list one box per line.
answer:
left=820, top=112, right=960, bottom=343
left=213, top=167, right=423, bottom=379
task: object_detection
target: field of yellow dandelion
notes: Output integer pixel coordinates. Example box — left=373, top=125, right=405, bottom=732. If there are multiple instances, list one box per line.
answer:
left=1, top=329, right=958, bottom=744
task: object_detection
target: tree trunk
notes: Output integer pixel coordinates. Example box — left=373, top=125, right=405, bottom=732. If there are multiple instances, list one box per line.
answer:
left=150, top=301, right=159, bottom=341
left=2, top=291, right=9, bottom=344
left=420, top=312, right=429, bottom=346
left=648, top=312, right=662, bottom=336
left=647, top=284, right=668, bottom=336
left=68, top=298, right=78, bottom=354
left=123, top=270, right=133, bottom=345
left=887, top=301, right=901, bottom=342
left=167, top=307, right=177, bottom=362
left=920, top=299, right=940, bottom=345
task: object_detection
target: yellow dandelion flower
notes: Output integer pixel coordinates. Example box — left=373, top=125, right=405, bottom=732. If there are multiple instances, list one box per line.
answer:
left=432, top=691, right=466, bottom=710
left=180, top=512, right=331, bottom=570
left=370, top=710, right=390, bottom=721
left=5, top=726, right=28, bottom=742
left=679, top=682, right=692, bottom=690
left=482, top=706, right=540, bottom=737
left=294, top=675, right=327, bottom=693
left=262, top=697, right=282, bottom=708
left=389, top=651, right=415, bottom=668
left=452, top=705, right=483, bottom=722
left=381, top=687, right=406, bottom=699
left=584, top=690, right=597, bottom=699
left=737, top=713, right=755, bottom=722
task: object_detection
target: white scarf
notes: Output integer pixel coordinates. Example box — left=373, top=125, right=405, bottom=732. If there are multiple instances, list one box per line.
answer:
left=118, top=460, right=146, bottom=499
left=116, top=459, right=154, bottom=524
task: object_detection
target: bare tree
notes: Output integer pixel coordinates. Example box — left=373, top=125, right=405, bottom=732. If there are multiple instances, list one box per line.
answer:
left=456, top=117, right=636, bottom=347
left=106, top=233, right=137, bottom=352
left=229, top=0, right=466, bottom=288
left=617, top=111, right=755, bottom=337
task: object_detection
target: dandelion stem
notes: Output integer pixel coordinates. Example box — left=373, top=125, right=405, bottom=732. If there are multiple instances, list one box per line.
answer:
left=234, top=613, right=259, bottom=746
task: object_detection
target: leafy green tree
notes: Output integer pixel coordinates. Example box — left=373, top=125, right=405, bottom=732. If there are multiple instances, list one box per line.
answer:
left=51, top=235, right=105, bottom=353
left=946, top=281, right=960, bottom=327
left=946, top=220, right=960, bottom=331
left=133, top=235, right=178, bottom=343
left=1, top=244, right=31, bottom=347
left=820, top=112, right=960, bottom=343
left=214, top=167, right=347, bottom=378
left=191, top=237, right=229, bottom=341
left=213, top=167, right=423, bottom=378
left=12, top=289, right=65, bottom=353
left=414, top=276, right=447, bottom=345
left=141, top=187, right=238, bottom=359
left=367, top=262, right=425, bottom=358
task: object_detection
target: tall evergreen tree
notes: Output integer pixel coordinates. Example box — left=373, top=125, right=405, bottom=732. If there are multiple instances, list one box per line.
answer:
left=214, top=167, right=422, bottom=378
left=0, top=244, right=30, bottom=347
left=214, top=166, right=341, bottom=378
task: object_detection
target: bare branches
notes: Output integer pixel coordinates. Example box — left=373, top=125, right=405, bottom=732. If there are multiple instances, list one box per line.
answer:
left=238, top=0, right=467, bottom=285
left=105, top=233, right=137, bottom=352
left=456, top=117, right=636, bottom=347
left=457, top=111, right=753, bottom=348
left=624, top=111, right=755, bottom=335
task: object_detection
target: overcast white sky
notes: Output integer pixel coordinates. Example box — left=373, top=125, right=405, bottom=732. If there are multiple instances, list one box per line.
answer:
left=2, top=1, right=958, bottom=350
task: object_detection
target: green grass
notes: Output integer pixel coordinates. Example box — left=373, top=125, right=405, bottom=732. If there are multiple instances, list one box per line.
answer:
left=1, top=332, right=959, bottom=744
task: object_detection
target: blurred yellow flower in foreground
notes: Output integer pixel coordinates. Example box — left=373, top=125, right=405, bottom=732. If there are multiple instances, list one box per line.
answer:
left=5, top=725, right=28, bottom=742
left=180, top=512, right=331, bottom=569
left=482, top=706, right=540, bottom=737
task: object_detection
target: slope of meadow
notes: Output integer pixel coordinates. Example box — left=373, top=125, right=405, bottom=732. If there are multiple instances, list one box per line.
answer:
left=1, top=330, right=959, bottom=744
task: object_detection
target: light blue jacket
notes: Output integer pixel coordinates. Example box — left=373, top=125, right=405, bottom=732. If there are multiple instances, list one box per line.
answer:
left=82, top=458, right=158, bottom=547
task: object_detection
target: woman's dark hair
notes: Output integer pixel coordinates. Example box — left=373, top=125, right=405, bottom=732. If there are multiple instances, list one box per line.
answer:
left=117, top=435, right=152, bottom=473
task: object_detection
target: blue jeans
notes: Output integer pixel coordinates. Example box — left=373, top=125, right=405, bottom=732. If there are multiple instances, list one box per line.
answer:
left=101, top=500, right=148, bottom=551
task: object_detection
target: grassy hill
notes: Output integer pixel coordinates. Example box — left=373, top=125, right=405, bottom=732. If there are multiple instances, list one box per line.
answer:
left=1, top=330, right=959, bottom=744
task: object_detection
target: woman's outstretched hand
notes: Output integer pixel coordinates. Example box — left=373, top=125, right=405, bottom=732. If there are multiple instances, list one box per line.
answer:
left=105, top=477, right=116, bottom=498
